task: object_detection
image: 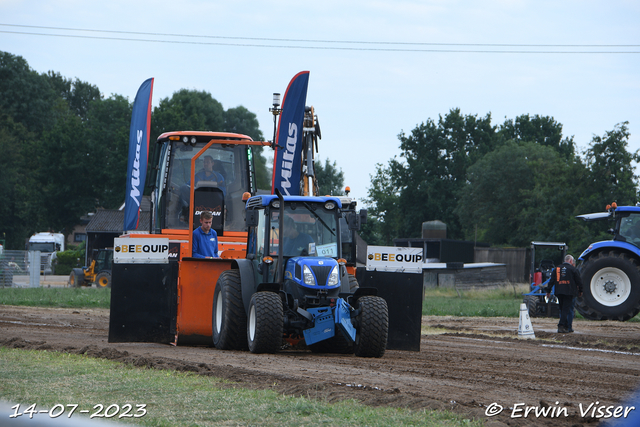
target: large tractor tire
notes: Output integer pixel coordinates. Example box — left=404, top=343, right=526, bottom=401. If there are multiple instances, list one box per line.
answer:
left=69, top=268, right=85, bottom=288
left=523, top=295, right=538, bottom=318
left=577, top=251, right=640, bottom=321
left=95, top=271, right=111, bottom=288
left=247, top=292, right=283, bottom=354
left=348, top=274, right=359, bottom=292
left=212, top=270, right=248, bottom=350
left=354, top=296, right=389, bottom=358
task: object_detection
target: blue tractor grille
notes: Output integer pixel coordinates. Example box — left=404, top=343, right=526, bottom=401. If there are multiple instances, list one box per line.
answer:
left=311, top=266, right=332, bottom=286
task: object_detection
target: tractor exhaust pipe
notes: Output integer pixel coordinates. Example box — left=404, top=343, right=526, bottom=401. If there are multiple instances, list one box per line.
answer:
left=275, top=188, right=285, bottom=284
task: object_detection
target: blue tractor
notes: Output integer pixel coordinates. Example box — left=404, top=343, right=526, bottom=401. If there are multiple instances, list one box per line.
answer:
left=576, top=203, right=640, bottom=321
left=211, top=190, right=389, bottom=357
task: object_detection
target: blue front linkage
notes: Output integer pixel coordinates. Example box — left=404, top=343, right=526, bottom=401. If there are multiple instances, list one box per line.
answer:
left=303, top=299, right=357, bottom=345
left=283, top=256, right=357, bottom=345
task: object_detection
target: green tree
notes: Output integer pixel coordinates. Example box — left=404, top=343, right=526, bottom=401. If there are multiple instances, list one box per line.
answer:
left=584, top=122, right=639, bottom=209
left=224, top=106, right=270, bottom=190
left=455, top=141, right=591, bottom=249
left=315, top=158, right=345, bottom=196
left=151, top=89, right=224, bottom=137
left=365, top=109, right=497, bottom=243
left=499, top=114, right=576, bottom=159
left=86, top=94, right=133, bottom=208
left=0, top=109, right=38, bottom=248
left=37, top=102, right=96, bottom=234
left=362, top=162, right=403, bottom=245
left=0, top=51, right=58, bottom=134
left=224, top=106, right=263, bottom=140
left=46, top=72, right=102, bottom=121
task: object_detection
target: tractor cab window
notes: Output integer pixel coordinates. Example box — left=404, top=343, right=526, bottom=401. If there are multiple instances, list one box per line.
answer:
left=619, top=213, right=640, bottom=246
left=161, top=142, right=249, bottom=232
left=268, top=204, right=338, bottom=258
left=95, top=250, right=113, bottom=273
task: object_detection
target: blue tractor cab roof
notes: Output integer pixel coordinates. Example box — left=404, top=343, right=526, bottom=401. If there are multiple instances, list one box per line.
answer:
left=577, top=205, right=640, bottom=222
left=246, top=194, right=342, bottom=208
left=615, top=206, right=640, bottom=213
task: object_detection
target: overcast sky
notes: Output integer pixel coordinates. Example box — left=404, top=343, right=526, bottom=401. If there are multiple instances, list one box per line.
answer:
left=2, top=1, right=639, bottom=204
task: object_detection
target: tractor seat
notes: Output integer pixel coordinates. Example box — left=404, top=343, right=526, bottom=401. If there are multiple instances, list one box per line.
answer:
left=539, top=259, right=555, bottom=271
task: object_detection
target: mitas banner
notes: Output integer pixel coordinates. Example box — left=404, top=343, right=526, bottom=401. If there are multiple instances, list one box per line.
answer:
left=124, top=78, right=154, bottom=232
left=271, top=71, right=309, bottom=196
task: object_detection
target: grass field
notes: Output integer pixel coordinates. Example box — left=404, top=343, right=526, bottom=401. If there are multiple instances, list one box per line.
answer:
left=0, top=283, right=532, bottom=316
left=4, top=284, right=640, bottom=321
left=422, top=285, right=529, bottom=318
left=0, top=287, right=111, bottom=308
left=0, top=348, right=481, bottom=427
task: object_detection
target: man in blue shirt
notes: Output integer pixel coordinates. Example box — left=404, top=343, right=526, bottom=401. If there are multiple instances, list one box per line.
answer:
left=282, top=215, right=315, bottom=256
left=192, top=211, right=219, bottom=258
left=179, top=156, right=227, bottom=222
left=194, top=155, right=226, bottom=196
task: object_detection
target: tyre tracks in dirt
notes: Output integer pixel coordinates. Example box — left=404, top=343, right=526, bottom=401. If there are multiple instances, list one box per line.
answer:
left=2, top=306, right=640, bottom=426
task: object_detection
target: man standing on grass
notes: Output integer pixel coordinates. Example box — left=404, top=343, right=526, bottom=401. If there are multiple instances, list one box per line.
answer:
left=546, top=254, right=583, bottom=333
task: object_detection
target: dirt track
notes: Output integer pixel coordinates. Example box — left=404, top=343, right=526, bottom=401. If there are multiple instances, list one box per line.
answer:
left=2, top=305, right=640, bottom=426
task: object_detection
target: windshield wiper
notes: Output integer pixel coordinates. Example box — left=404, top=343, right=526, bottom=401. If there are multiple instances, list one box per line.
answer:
left=303, top=202, right=335, bottom=236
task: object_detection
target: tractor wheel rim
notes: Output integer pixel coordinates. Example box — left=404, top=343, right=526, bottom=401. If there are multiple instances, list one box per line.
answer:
left=591, top=267, right=631, bottom=307
left=215, top=294, right=223, bottom=334
left=249, top=305, right=256, bottom=341
left=98, top=278, right=108, bottom=287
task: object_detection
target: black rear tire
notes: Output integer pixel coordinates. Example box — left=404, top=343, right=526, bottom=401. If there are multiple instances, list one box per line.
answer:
left=247, top=292, right=283, bottom=354
left=70, top=269, right=85, bottom=288
left=577, top=251, right=640, bottom=321
left=348, top=274, right=359, bottom=292
left=354, top=296, right=388, bottom=358
left=523, top=295, right=538, bottom=318
left=212, top=270, right=248, bottom=350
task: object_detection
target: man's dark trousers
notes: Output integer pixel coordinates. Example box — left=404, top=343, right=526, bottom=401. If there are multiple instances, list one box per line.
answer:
left=557, top=294, right=574, bottom=331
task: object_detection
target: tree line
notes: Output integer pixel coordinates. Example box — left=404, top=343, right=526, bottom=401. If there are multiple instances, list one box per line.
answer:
left=0, top=51, right=272, bottom=249
left=361, top=109, right=638, bottom=255
left=4, top=49, right=634, bottom=257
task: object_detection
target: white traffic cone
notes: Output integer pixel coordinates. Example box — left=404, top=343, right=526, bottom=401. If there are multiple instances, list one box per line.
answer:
left=517, top=303, right=536, bottom=339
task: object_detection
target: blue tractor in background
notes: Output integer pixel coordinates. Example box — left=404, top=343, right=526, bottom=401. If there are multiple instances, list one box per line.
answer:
left=211, top=190, right=389, bottom=357
left=576, top=203, right=640, bottom=321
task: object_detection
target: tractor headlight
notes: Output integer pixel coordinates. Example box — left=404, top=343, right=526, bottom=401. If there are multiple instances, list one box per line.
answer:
left=327, top=265, right=339, bottom=286
left=303, top=265, right=315, bottom=286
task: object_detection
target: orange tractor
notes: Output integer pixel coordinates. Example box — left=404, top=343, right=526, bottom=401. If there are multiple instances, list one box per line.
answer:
left=109, top=130, right=272, bottom=344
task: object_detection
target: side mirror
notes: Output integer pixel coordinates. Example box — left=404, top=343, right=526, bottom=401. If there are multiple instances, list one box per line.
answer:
left=359, top=208, right=368, bottom=225
left=347, top=212, right=360, bottom=231
left=246, top=210, right=259, bottom=227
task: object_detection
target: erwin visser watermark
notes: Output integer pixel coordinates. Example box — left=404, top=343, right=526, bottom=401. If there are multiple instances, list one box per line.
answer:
left=485, top=401, right=635, bottom=419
